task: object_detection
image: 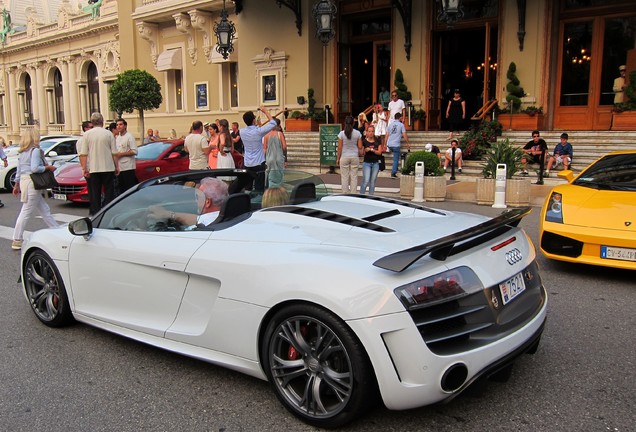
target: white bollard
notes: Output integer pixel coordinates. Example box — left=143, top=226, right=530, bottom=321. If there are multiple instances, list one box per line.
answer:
left=492, top=163, right=507, bottom=208
left=413, top=161, right=425, bottom=202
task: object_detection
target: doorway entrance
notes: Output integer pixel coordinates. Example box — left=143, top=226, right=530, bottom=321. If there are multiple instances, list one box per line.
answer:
left=337, top=9, right=392, bottom=123
left=431, top=25, right=498, bottom=131
left=554, top=15, right=636, bottom=130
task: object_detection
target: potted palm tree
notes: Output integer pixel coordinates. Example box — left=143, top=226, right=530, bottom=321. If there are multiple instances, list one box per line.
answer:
left=400, top=151, right=446, bottom=201
left=476, top=138, right=530, bottom=206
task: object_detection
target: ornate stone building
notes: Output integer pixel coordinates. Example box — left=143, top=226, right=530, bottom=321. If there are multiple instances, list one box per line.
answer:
left=0, top=0, right=119, bottom=141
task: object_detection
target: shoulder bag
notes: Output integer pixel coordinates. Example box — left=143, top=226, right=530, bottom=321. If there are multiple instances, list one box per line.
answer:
left=30, top=149, right=58, bottom=190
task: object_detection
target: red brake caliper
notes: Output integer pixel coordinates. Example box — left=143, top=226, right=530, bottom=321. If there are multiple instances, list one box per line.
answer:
left=287, top=324, right=308, bottom=360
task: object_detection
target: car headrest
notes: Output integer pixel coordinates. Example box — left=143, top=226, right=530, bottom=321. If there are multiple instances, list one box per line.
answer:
left=213, top=193, right=251, bottom=224
left=290, top=181, right=316, bottom=204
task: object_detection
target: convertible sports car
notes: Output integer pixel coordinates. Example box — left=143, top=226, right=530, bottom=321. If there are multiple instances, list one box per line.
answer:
left=21, top=169, right=547, bottom=428
left=51, top=139, right=188, bottom=202
left=540, top=150, right=636, bottom=270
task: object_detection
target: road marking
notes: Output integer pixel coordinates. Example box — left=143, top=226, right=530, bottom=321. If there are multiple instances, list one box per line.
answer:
left=0, top=212, right=79, bottom=241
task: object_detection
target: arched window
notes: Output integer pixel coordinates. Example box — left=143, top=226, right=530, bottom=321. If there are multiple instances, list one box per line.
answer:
left=25, top=75, right=34, bottom=125
left=54, top=69, right=65, bottom=124
left=87, top=62, right=100, bottom=114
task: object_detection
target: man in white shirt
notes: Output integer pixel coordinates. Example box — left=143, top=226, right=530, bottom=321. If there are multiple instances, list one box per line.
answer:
left=79, top=112, right=119, bottom=216
left=184, top=120, right=211, bottom=170
left=115, top=118, right=138, bottom=194
left=388, top=90, right=406, bottom=123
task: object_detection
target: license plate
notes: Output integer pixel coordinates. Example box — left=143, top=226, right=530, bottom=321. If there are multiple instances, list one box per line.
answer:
left=499, top=272, right=526, bottom=305
left=601, top=246, right=636, bottom=262
left=53, top=193, right=67, bottom=201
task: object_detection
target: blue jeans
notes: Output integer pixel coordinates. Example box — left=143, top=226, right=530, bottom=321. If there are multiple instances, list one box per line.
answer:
left=390, top=147, right=400, bottom=176
left=360, top=162, right=380, bottom=195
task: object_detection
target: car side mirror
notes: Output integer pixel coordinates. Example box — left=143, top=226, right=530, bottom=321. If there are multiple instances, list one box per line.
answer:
left=68, top=217, right=93, bottom=238
left=47, top=151, right=58, bottom=157
left=167, top=152, right=181, bottom=159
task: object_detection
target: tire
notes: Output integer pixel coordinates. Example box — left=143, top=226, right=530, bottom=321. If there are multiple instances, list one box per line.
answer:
left=4, top=168, right=16, bottom=190
left=23, top=250, right=74, bottom=327
left=261, top=304, right=378, bottom=428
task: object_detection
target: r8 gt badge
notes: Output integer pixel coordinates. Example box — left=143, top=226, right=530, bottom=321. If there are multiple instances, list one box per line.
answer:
left=506, top=248, right=523, bottom=265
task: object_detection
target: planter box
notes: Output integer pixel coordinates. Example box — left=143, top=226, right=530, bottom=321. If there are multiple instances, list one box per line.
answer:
left=400, top=175, right=446, bottom=201
left=611, top=111, right=636, bottom=131
left=498, top=113, right=544, bottom=131
left=400, top=175, right=415, bottom=198
left=285, top=118, right=319, bottom=132
left=424, top=176, right=446, bottom=201
left=476, top=177, right=531, bottom=207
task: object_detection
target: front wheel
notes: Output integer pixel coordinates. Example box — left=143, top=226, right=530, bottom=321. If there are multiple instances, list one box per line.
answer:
left=261, top=304, right=378, bottom=428
left=4, top=167, right=16, bottom=190
left=23, top=250, right=74, bottom=327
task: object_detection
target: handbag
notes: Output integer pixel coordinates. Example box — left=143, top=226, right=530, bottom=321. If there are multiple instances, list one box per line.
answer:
left=379, top=154, right=386, bottom=171
left=30, top=170, right=58, bottom=190
left=29, top=148, right=58, bottom=190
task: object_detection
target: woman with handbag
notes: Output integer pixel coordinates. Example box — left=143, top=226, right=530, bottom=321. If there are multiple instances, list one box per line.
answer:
left=11, top=129, right=59, bottom=250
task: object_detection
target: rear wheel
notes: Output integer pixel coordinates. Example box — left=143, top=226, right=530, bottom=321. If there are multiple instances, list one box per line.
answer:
left=261, top=304, right=377, bottom=428
left=23, top=250, right=74, bottom=327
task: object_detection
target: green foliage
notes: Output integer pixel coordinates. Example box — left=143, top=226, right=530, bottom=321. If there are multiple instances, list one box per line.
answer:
left=290, top=110, right=304, bottom=120
left=401, top=151, right=444, bottom=176
left=505, top=62, right=525, bottom=112
left=109, top=69, right=162, bottom=115
left=307, top=88, right=316, bottom=117
left=458, top=119, right=502, bottom=160
left=615, top=70, right=636, bottom=111
left=481, top=138, right=524, bottom=179
left=521, top=105, right=543, bottom=115
left=413, top=108, right=426, bottom=120
left=394, top=69, right=412, bottom=101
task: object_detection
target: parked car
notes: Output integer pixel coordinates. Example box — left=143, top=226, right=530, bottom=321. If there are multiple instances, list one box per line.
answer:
left=0, top=136, right=80, bottom=190
left=51, top=139, right=187, bottom=202
left=540, top=150, right=636, bottom=270
left=21, top=169, right=547, bottom=428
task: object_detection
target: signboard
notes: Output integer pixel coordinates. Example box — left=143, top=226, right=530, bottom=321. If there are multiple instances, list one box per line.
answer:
left=319, top=124, right=340, bottom=166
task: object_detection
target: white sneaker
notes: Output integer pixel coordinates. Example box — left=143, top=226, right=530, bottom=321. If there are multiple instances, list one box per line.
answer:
left=11, top=240, right=22, bottom=250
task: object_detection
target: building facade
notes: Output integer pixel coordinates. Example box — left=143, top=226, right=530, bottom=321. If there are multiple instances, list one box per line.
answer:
left=0, top=0, right=634, bottom=142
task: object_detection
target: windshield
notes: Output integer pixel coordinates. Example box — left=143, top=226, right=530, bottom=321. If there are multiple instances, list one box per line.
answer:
left=137, top=142, right=172, bottom=160
left=574, top=154, right=636, bottom=191
left=39, top=139, right=60, bottom=152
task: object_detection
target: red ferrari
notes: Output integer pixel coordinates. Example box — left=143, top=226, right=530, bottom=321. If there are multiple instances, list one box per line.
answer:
left=52, top=140, right=189, bottom=203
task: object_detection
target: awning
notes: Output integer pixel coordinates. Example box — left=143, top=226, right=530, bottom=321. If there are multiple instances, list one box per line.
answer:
left=156, top=48, right=182, bottom=71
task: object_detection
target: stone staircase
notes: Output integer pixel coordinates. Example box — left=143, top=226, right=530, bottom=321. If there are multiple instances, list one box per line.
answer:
left=285, top=129, right=636, bottom=184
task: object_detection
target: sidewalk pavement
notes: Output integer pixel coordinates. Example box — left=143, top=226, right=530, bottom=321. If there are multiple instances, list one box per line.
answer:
left=316, top=172, right=555, bottom=207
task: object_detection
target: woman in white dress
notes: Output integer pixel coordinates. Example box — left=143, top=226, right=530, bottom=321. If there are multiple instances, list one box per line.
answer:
left=372, top=103, right=388, bottom=138
left=216, top=119, right=235, bottom=181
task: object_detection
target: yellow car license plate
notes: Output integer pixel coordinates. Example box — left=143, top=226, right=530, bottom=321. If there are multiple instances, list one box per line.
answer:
left=601, top=246, right=636, bottom=262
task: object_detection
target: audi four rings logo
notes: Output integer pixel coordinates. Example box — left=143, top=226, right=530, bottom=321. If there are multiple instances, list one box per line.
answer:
left=506, top=248, right=523, bottom=265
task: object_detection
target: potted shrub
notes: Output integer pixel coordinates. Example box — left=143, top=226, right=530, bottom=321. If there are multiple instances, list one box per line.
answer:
left=285, top=89, right=320, bottom=132
left=394, top=69, right=412, bottom=102
left=412, top=109, right=426, bottom=131
left=458, top=119, right=501, bottom=160
left=497, top=62, right=545, bottom=130
left=400, top=151, right=445, bottom=201
left=476, top=138, right=530, bottom=206
left=612, top=70, right=636, bottom=130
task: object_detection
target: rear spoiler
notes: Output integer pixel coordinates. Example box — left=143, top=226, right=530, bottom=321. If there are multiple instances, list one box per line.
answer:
left=373, top=207, right=532, bottom=272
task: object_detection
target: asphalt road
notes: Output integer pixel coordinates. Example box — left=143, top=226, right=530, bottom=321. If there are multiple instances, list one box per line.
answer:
left=0, top=193, right=634, bottom=432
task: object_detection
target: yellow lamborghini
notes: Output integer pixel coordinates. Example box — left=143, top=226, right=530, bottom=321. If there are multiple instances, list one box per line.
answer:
left=540, top=150, right=636, bottom=270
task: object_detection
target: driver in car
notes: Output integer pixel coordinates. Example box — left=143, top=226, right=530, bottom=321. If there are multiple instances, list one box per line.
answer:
left=149, top=177, right=228, bottom=228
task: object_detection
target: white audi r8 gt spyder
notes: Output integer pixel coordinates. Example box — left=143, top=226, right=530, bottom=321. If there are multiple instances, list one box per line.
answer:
left=20, top=169, right=547, bottom=428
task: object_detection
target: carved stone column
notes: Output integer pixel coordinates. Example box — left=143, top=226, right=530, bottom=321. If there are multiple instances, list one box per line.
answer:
left=66, top=56, right=80, bottom=132
left=34, top=62, right=48, bottom=127
left=7, top=68, right=20, bottom=132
